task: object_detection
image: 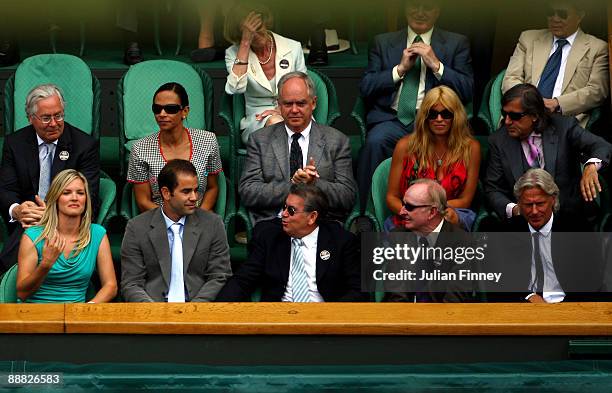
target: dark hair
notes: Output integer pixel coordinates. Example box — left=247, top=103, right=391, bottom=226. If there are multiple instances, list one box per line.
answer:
left=289, top=183, right=329, bottom=223
left=158, top=159, right=198, bottom=193
left=153, top=82, right=189, bottom=107
left=501, top=83, right=550, bottom=133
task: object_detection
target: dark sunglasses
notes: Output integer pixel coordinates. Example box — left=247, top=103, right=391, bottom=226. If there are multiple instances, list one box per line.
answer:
left=545, top=8, right=569, bottom=19
left=152, top=104, right=183, bottom=114
left=283, top=205, right=311, bottom=216
left=427, top=109, right=454, bottom=120
left=501, top=110, right=529, bottom=121
left=402, top=202, right=432, bottom=212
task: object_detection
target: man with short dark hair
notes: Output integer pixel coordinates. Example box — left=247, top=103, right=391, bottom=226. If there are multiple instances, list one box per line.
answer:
left=502, top=0, right=609, bottom=127
left=217, top=183, right=365, bottom=302
left=121, top=159, right=231, bottom=302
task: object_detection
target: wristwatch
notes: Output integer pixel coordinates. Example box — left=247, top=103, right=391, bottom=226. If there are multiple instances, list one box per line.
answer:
left=234, top=58, right=248, bottom=65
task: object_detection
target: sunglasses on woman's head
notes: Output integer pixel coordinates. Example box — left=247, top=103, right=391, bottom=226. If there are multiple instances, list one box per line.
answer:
left=152, top=104, right=183, bottom=114
left=427, top=109, right=454, bottom=120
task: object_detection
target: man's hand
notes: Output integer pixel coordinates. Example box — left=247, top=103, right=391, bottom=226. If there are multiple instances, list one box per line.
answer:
left=444, top=207, right=459, bottom=225
left=527, top=294, right=546, bottom=303
left=291, top=157, right=320, bottom=184
left=512, top=204, right=521, bottom=217
left=580, top=163, right=601, bottom=202
left=397, top=47, right=418, bottom=77
left=12, top=196, right=46, bottom=228
left=543, top=98, right=560, bottom=113
left=407, top=42, right=441, bottom=73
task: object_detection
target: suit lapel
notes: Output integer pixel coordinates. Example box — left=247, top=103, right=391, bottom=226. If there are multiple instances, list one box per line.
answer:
left=148, top=210, right=172, bottom=288
left=279, top=235, right=291, bottom=286
left=542, top=126, right=558, bottom=176
left=182, top=213, right=201, bottom=275
left=271, top=124, right=289, bottom=179
left=24, top=128, right=40, bottom=193
left=307, top=124, right=325, bottom=166
left=427, top=29, right=447, bottom=89
left=389, top=29, right=407, bottom=72
left=505, top=133, right=526, bottom=183
left=274, top=33, right=295, bottom=85
left=562, top=29, right=587, bottom=93
left=315, top=225, right=332, bottom=283
left=533, top=32, right=554, bottom=83
left=248, top=45, right=273, bottom=93
left=51, top=126, right=71, bottom=177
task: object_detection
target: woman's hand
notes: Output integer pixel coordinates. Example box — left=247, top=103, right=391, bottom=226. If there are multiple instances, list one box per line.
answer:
left=41, top=231, right=66, bottom=268
left=240, top=11, right=263, bottom=45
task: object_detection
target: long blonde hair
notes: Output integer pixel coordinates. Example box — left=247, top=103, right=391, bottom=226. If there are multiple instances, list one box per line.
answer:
left=406, top=86, right=473, bottom=171
left=34, top=169, right=93, bottom=257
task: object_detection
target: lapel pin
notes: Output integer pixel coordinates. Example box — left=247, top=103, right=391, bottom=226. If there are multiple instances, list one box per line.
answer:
left=58, top=151, right=69, bottom=161
left=279, top=59, right=289, bottom=69
left=319, top=250, right=330, bottom=261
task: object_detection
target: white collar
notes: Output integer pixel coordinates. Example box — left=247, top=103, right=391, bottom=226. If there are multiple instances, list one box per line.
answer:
left=161, top=208, right=187, bottom=230
left=285, top=121, right=312, bottom=140
left=295, top=226, right=319, bottom=249
left=36, top=134, right=59, bottom=146
left=528, top=213, right=554, bottom=237
left=407, top=26, right=434, bottom=45
left=553, top=29, right=578, bottom=46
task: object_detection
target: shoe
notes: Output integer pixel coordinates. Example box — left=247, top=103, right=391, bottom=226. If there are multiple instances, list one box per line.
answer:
left=123, top=42, right=143, bottom=65
left=0, top=40, right=19, bottom=66
left=307, top=49, right=328, bottom=66
left=307, top=27, right=328, bottom=66
left=190, top=47, right=224, bottom=63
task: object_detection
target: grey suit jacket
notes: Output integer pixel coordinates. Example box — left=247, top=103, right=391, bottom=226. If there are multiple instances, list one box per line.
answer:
left=239, top=122, right=357, bottom=224
left=120, top=208, right=232, bottom=302
left=503, top=28, right=609, bottom=126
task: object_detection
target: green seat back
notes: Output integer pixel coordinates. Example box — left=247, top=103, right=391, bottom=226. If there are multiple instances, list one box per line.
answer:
left=488, top=69, right=506, bottom=133
left=97, top=175, right=117, bottom=225
left=0, top=265, right=18, bottom=303
left=308, top=68, right=340, bottom=126
left=7, top=54, right=97, bottom=136
left=371, top=158, right=393, bottom=228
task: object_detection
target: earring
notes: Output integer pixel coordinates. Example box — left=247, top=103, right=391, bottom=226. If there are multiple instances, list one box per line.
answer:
left=182, top=116, right=186, bottom=120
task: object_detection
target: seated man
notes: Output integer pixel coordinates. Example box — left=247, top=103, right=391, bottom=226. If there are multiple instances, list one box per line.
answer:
left=239, top=71, right=356, bottom=224
left=383, top=179, right=472, bottom=303
left=0, top=83, right=100, bottom=274
left=217, top=183, right=366, bottom=302
left=121, top=160, right=232, bottom=302
left=484, top=83, right=611, bottom=224
left=357, top=0, right=473, bottom=208
left=502, top=0, right=609, bottom=127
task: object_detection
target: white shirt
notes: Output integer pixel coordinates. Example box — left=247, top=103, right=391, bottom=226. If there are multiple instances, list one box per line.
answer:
left=526, top=214, right=565, bottom=303
left=285, top=121, right=312, bottom=168
left=161, top=209, right=186, bottom=255
left=538, top=31, right=578, bottom=100
left=391, top=27, right=444, bottom=112
left=282, top=226, right=324, bottom=302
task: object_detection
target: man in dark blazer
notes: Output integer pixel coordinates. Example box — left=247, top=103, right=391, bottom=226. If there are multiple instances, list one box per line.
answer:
left=357, top=0, right=474, bottom=208
left=0, top=84, right=99, bottom=273
left=484, top=83, right=611, bottom=224
left=217, top=183, right=366, bottom=302
left=239, top=71, right=356, bottom=224
left=121, top=160, right=232, bottom=302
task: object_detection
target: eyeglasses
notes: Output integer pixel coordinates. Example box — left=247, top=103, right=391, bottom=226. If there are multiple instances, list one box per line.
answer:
left=546, top=8, right=569, bottom=19
left=501, top=110, right=529, bottom=121
left=427, top=109, right=454, bottom=120
left=402, top=202, right=432, bottom=212
left=152, top=104, right=183, bottom=114
left=283, top=204, right=311, bottom=216
left=32, top=113, right=64, bottom=124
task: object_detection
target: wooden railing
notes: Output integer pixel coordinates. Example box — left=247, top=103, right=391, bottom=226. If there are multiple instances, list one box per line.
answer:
left=1, top=303, right=611, bottom=335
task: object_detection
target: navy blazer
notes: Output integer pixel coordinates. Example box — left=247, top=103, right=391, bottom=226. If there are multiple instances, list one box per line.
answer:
left=360, top=27, right=474, bottom=126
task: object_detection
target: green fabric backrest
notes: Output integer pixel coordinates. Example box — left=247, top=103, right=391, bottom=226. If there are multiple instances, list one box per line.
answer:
left=12, top=54, right=94, bottom=134
left=0, top=264, right=18, bottom=303
left=307, top=69, right=329, bottom=124
left=488, top=69, right=506, bottom=132
left=121, top=60, right=206, bottom=152
left=371, top=158, right=393, bottom=227
left=97, top=176, right=117, bottom=225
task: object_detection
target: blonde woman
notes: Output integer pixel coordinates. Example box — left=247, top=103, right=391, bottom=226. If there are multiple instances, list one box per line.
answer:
left=16, top=169, right=117, bottom=303
left=386, top=86, right=481, bottom=230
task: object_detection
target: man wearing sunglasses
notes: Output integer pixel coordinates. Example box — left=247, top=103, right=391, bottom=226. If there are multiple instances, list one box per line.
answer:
left=217, top=184, right=366, bottom=302
left=0, top=84, right=100, bottom=274
left=357, top=0, right=474, bottom=211
left=484, top=84, right=611, bottom=227
left=502, top=0, right=609, bottom=128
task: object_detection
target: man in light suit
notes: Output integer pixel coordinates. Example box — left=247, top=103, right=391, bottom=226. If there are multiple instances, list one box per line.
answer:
left=239, top=71, right=357, bottom=224
left=484, top=84, right=611, bottom=225
left=502, top=0, right=609, bottom=128
left=121, top=160, right=232, bottom=302
left=0, top=84, right=99, bottom=274
left=357, top=0, right=474, bottom=209
left=217, top=183, right=366, bottom=302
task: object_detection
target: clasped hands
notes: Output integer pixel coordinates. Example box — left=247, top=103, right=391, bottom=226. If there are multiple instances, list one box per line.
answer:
left=12, top=195, right=46, bottom=228
left=291, top=157, right=320, bottom=184
left=397, top=42, right=440, bottom=76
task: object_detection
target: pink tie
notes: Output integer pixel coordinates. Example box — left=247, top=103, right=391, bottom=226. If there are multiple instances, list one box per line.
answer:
left=527, top=135, right=540, bottom=168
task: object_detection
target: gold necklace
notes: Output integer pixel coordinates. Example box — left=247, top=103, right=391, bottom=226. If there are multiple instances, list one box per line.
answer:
left=258, top=33, right=274, bottom=65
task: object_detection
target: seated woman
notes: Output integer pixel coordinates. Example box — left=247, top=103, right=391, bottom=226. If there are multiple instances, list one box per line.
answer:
left=386, top=86, right=481, bottom=231
left=16, top=169, right=117, bottom=303
left=224, top=1, right=307, bottom=144
left=127, top=82, right=223, bottom=212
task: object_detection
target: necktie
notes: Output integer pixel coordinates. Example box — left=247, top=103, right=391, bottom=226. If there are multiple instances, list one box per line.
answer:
left=397, top=35, right=423, bottom=126
left=38, top=143, right=53, bottom=200
left=526, top=135, right=541, bottom=168
left=532, top=232, right=544, bottom=294
left=415, top=235, right=432, bottom=303
left=537, top=39, right=568, bottom=99
left=167, top=223, right=186, bottom=302
left=289, top=133, right=303, bottom=177
left=290, top=238, right=310, bottom=302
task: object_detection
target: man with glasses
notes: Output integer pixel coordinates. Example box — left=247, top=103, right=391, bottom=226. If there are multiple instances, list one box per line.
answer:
left=357, top=0, right=473, bottom=211
left=239, top=71, right=357, bottom=224
left=217, top=183, right=366, bottom=302
left=484, top=83, right=611, bottom=226
left=0, top=83, right=100, bottom=273
left=502, top=0, right=609, bottom=128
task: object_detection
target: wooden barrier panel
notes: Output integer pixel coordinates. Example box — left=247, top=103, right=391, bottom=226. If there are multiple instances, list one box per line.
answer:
left=64, top=303, right=612, bottom=335
left=0, top=304, right=64, bottom=333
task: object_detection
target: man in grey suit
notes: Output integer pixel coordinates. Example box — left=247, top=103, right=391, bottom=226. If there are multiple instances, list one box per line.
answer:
left=121, top=159, right=232, bottom=302
left=239, top=71, right=357, bottom=224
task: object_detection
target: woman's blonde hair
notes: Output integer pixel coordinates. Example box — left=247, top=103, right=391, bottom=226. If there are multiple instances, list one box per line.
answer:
left=34, top=169, right=93, bottom=257
left=223, top=2, right=274, bottom=45
left=406, top=85, right=473, bottom=170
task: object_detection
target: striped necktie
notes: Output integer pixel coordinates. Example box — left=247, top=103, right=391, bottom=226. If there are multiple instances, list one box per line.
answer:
left=38, top=143, right=53, bottom=200
left=290, top=238, right=310, bottom=302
